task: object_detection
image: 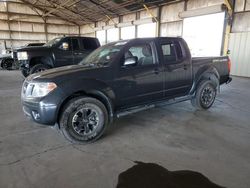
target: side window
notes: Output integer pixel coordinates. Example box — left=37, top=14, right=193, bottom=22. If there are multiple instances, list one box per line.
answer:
left=82, top=38, right=99, bottom=50
left=123, top=44, right=154, bottom=67
left=161, top=43, right=177, bottom=63
left=174, top=41, right=184, bottom=60
left=59, top=38, right=71, bottom=50
left=71, top=38, right=80, bottom=51
left=161, top=41, right=184, bottom=64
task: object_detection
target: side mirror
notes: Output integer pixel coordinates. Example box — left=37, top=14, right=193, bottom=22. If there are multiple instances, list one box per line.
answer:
left=227, top=50, right=231, bottom=55
left=124, top=57, right=137, bottom=66
left=62, top=42, right=69, bottom=50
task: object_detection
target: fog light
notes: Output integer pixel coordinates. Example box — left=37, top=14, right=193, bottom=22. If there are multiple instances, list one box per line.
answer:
left=32, top=111, right=40, bottom=120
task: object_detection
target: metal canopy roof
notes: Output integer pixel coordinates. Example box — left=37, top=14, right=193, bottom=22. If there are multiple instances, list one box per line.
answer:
left=20, top=0, right=176, bottom=25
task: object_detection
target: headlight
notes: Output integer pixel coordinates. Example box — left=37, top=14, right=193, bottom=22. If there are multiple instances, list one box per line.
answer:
left=17, top=51, right=28, bottom=60
left=24, top=82, right=57, bottom=98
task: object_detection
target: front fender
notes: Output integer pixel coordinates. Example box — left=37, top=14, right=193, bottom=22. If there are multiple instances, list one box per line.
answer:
left=57, top=79, right=116, bottom=123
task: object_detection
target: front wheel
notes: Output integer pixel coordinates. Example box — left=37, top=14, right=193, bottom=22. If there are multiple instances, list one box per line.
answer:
left=21, top=69, right=29, bottom=77
left=1, top=59, right=13, bottom=70
left=59, top=97, right=108, bottom=144
left=191, top=80, right=217, bottom=110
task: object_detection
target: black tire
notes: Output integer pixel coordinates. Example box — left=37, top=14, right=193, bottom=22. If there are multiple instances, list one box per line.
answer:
left=1, top=59, right=13, bottom=70
left=59, top=97, right=109, bottom=144
left=21, top=69, right=29, bottom=77
left=30, top=64, right=50, bottom=75
left=191, top=80, right=217, bottom=110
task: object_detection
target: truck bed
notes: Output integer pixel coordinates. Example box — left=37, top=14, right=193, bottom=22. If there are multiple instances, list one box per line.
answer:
left=192, top=56, right=230, bottom=84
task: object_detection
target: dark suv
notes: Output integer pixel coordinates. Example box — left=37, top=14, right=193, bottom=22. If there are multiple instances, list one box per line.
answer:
left=17, top=36, right=100, bottom=77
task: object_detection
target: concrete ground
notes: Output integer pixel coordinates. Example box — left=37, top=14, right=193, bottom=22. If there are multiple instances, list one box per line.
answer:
left=0, top=70, right=249, bottom=188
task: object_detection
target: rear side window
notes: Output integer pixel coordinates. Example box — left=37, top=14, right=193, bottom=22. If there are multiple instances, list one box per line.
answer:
left=82, top=38, right=99, bottom=50
left=71, top=39, right=80, bottom=50
left=161, top=41, right=184, bottom=64
left=161, top=43, right=177, bottom=63
left=174, top=41, right=183, bottom=60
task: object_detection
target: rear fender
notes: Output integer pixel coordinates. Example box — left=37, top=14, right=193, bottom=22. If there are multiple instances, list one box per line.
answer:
left=190, top=66, right=220, bottom=95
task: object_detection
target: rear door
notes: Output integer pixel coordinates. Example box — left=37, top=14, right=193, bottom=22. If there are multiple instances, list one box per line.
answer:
left=158, top=38, right=192, bottom=98
left=72, top=38, right=100, bottom=64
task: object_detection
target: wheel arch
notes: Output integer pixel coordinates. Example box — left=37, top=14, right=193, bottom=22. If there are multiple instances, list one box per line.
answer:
left=56, top=89, right=114, bottom=126
left=190, top=65, right=220, bottom=95
left=29, top=56, right=54, bottom=68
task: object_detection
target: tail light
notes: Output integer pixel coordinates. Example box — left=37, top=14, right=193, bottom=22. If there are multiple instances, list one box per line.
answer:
left=228, top=58, right=231, bottom=73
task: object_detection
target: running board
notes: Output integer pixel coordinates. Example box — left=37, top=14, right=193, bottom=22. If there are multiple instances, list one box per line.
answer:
left=116, top=104, right=155, bottom=118
left=115, top=96, right=192, bottom=118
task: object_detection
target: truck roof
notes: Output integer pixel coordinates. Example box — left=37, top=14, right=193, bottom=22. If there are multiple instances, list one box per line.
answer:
left=62, top=36, right=98, bottom=39
left=107, top=37, right=183, bottom=46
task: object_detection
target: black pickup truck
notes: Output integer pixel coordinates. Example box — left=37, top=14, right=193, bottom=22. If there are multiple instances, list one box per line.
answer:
left=21, top=37, right=232, bottom=143
left=17, top=36, right=100, bottom=77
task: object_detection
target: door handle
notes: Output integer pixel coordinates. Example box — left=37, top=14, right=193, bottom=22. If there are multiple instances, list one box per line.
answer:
left=183, top=64, right=188, bottom=70
left=154, top=68, right=159, bottom=74
left=74, top=52, right=83, bottom=55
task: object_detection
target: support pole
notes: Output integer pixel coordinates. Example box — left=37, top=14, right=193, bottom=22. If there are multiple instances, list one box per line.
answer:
left=44, top=18, right=48, bottom=42
left=142, top=4, right=159, bottom=37
left=6, top=1, right=12, bottom=49
left=223, top=0, right=233, bottom=55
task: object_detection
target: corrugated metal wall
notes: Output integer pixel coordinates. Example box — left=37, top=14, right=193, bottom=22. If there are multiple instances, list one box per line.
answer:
left=229, top=32, right=250, bottom=77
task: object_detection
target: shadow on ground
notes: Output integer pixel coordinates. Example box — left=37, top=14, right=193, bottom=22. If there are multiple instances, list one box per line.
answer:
left=116, top=161, right=225, bottom=188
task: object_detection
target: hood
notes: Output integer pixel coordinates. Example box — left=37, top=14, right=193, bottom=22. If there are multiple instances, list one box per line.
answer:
left=17, top=45, right=50, bottom=52
left=0, top=54, right=11, bottom=59
left=27, top=64, right=105, bottom=82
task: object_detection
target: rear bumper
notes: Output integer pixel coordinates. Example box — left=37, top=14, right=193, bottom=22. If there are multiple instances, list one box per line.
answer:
left=220, top=75, right=232, bottom=85
left=226, top=77, right=232, bottom=84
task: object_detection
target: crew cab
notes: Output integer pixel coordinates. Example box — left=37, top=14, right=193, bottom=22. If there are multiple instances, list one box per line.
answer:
left=21, top=37, right=232, bottom=143
left=17, top=36, right=100, bottom=77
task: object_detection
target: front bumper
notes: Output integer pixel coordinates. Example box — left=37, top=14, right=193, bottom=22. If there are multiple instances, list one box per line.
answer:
left=21, top=84, right=66, bottom=126
left=19, top=60, right=29, bottom=69
left=22, top=100, right=58, bottom=125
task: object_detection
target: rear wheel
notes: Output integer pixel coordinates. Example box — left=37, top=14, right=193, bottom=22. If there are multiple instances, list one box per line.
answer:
left=59, top=97, right=108, bottom=144
left=30, top=64, right=50, bottom=75
left=191, top=80, right=217, bottom=110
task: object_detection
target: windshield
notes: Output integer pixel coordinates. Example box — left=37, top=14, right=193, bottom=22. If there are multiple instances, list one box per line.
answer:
left=45, top=38, right=61, bottom=47
left=80, top=41, right=127, bottom=66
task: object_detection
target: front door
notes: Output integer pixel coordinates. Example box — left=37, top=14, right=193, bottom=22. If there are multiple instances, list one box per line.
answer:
left=53, top=38, right=74, bottom=67
left=115, top=41, right=165, bottom=108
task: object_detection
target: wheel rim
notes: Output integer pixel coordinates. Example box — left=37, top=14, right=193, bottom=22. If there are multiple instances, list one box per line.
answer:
left=2, top=62, right=7, bottom=69
left=71, top=107, right=100, bottom=136
left=201, top=85, right=215, bottom=107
